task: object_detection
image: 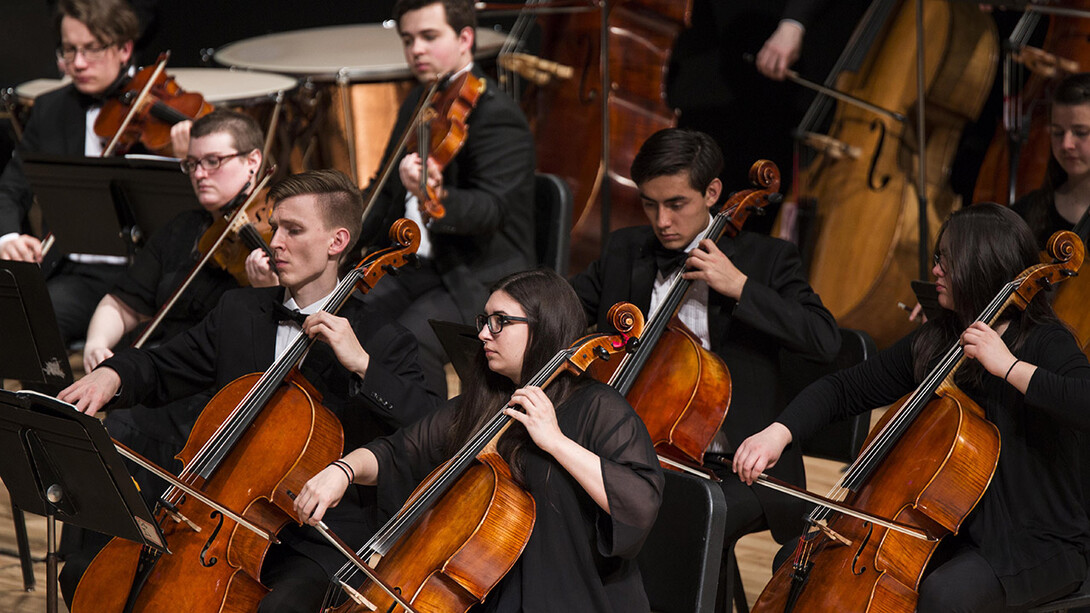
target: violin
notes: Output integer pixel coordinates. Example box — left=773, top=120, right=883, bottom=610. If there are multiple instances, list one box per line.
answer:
left=750, top=230, right=1084, bottom=613
left=69, top=219, right=421, bottom=613
left=587, top=159, right=781, bottom=479
left=318, top=302, right=645, bottom=612
left=407, top=70, right=486, bottom=223
left=95, top=52, right=213, bottom=157
left=132, top=171, right=277, bottom=349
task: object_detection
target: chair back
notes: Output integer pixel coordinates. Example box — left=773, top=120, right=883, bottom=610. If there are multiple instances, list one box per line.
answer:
left=639, top=470, right=727, bottom=613
left=533, top=173, right=572, bottom=274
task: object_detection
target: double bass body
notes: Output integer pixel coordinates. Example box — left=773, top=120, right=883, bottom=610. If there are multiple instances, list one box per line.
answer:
left=801, top=0, right=996, bottom=348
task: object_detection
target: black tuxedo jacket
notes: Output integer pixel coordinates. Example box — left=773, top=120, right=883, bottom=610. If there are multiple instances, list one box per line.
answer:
left=571, top=225, right=841, bottom=539
left=104, top=286, right=439, bottom=573
left=360, top=65, right=536, bottom=321
left=0, top=84, right=88, bottom=236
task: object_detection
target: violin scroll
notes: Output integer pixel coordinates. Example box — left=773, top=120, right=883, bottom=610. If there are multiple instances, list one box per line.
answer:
left=349, top=219, right=421, bottom=293
left=1011, top=230, right=1084, bottom=309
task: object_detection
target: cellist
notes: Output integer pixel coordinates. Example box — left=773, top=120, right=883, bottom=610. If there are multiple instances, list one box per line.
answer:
left=59, top=169, right=441, bottom=613
left=57, top=109, right=274, bottom=603
left=359, top=0, right=535, bottom=398
left=0, top=0, right=143, bottom=345
left=569, top=128, right=840, bottom=553
left=735, top=203, right=1090, bottom=611
left=294, top=268, right=664, bottom=611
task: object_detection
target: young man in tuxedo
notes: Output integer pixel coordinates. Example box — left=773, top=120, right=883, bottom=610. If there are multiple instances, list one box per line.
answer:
left=60, top=169, right=440, bottom=612
left=0, top=0, right=149, bottom=343
left=360, top=0, right=536, bottom=396
left=570, top=128, right=841, bottom=584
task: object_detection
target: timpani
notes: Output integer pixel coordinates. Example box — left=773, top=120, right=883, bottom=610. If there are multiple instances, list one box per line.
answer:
left=214, top=23, right=508, bottom=186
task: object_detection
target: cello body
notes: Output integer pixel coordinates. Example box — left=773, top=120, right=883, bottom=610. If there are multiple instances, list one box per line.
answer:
left=333, top=453, right=534, bottom=613
left=752, top=387, right=999, bottom=612
left=799, top=0, right=996, bottom=348
left=72, top=374, right=342, bottom=612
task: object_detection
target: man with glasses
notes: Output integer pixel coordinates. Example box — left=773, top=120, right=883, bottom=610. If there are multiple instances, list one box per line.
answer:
left=0, top=0, right=146, bottom=344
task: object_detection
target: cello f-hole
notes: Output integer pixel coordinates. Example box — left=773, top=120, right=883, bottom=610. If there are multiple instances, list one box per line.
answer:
left=200, top=511, right=223, bottom=567
left=851, top=521, right=873, bottom=576
left=867, top=120, right=890, bottom=191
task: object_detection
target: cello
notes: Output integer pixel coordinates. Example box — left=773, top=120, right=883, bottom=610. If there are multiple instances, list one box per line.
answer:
left=750, top=230, right=1083, bottom=612
left=587, top=159, right=780, bottom=477
left=70, top=219, right=421, bottom=613
left=785, top=0, right=997, bottom=348
left=318, top=302, right=645, bottom=612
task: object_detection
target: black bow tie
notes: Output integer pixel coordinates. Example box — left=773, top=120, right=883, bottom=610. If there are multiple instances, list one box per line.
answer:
left=652, top=244, right=689, bottom=275
left=273, top=302, right=308, bottom=326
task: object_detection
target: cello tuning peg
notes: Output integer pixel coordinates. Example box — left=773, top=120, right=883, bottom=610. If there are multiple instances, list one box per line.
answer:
left=381, top=264, right=401, bottom=276
left=1037, top=277, right=1054, bottom=291
left=593, top=345, right=611, bottom=361
left=624, top=336, right=641, bottom=353
left=1062, top=269, right=1078, bottom=278
left=766, top=192, right=784, bottom=205
left=406, top=253, right=421, bottom=268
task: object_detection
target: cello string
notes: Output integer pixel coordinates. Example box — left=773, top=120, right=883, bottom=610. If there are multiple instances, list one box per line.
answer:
left=811, top=281, right=1017, bottom=525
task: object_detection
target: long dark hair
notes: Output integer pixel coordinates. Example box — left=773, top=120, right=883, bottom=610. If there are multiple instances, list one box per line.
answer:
left=912, top=203, right=1060, bottom=386
left=445, top=268, right=590, bottom=484
left=1024, top=72, right=1090, bottom=241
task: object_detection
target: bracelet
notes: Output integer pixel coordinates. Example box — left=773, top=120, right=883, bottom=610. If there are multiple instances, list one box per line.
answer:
left=1004, top=359, right=1020, bottom=383
left=333, top=459, right=356, bottom=483
left=329, top=460, right=352, bottom=484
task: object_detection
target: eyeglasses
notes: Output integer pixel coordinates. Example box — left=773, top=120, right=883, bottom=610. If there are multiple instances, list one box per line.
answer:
left=475, top=313, right=529, bottom=334
left=55, top=43, right=112, bottom=64
left=933, top=250, right=947, bottom=272
left=180, top=152, right=246, bottom=175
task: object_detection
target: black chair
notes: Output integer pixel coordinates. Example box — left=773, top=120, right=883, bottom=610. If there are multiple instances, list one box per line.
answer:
left=533, top=172, right=572, bottom=274
left=640, top=470, right=728, bottom=613
left=718, top=327, right=877, bottom=612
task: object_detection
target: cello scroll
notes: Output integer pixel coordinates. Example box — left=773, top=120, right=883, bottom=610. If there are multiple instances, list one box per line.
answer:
left=1010, top=230, right=1083, bottom=309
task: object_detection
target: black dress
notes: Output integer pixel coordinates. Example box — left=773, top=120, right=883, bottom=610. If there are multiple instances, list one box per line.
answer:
left=776, top=322, right=1090, bottom=607
left=366, top=380, right=665, bottom=612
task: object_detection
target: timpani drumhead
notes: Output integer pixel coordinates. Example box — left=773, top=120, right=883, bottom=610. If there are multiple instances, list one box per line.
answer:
left=170, top=68, right=297, bottom=106
left=213, top=23, right=508, bottom=81
left=14, top=78, right=69, bottom=103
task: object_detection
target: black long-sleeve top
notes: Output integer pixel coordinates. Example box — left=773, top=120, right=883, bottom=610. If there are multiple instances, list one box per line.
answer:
left=365, top=380, right=664, bottom=612
left=776, top=323, right=1090, bottom=606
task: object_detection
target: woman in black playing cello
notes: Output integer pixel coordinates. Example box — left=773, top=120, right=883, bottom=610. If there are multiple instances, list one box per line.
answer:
left=735, top=203, right=1090, bottom=611
left=295, top=268, right=665, bottom=612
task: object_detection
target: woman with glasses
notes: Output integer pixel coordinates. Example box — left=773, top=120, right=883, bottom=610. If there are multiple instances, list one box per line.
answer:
left=294, top=268, right=665, bottom=612
left=734, top=203, right=1090, bottom=611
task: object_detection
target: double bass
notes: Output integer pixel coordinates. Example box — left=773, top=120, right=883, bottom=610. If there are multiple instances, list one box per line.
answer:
left=787, top=0, right=997, bottom=348
left=587, top=159, right=780, bottom=476
left=70, top=220, right=420, bottom=612
left=750, top=230, right=1083, bottom=612
left=318, top=303, right=645, bottom=612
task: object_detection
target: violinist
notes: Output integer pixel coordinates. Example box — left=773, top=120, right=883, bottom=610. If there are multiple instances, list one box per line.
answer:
left=1013, top=72, right=1090, bottom=249
left=0, top=0, right=142, bottom=344
left=735, top=203, right=1090, bottom=611
left=295, top=268, right=664, bottom=611
left=569, top=128, right=840, bottom=562
left=360, top=0, right=535, bottom=397
left=59, top=169, right=441, bottom=613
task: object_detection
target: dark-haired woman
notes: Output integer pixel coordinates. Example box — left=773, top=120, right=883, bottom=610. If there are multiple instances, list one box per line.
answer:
left=1013, top=72, right=1090, bottom=249
left=294, top=268, right=664, bottom=612
left=734, top=203, right=1090, bottom=611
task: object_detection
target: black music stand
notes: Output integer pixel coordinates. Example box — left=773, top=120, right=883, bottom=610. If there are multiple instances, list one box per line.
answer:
left=21, top=152, right=200, bottom=258
left=430, top=319, right=482, bottom=384
left=0, top=389, right=167, bottom=613
left=0, top=260, right=72, bottom=394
